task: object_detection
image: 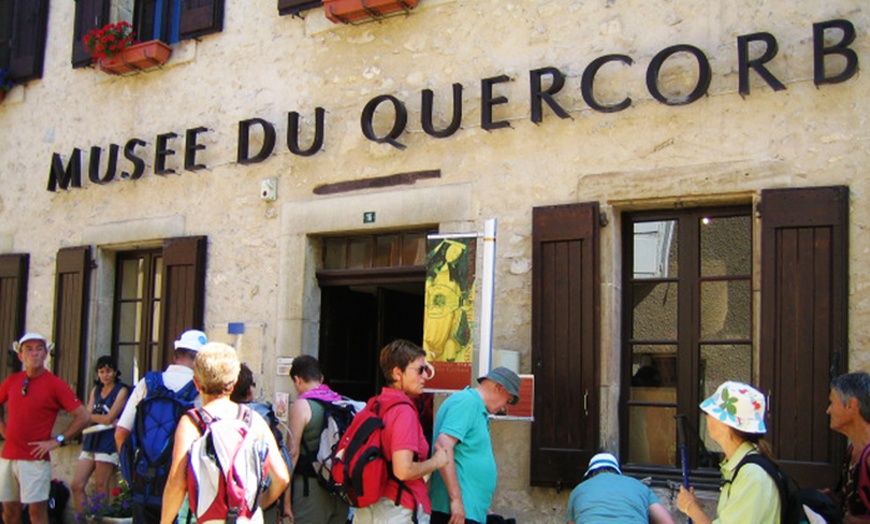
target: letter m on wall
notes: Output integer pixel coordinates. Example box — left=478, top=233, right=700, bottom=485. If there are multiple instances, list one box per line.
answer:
left=531, top=202, right=600, bottom=488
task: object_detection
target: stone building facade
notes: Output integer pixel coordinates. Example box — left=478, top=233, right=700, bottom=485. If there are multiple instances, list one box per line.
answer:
left=0, top=0, right=867, bottom=522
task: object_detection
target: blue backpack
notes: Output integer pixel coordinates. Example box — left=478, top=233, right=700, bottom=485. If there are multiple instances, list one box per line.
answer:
left=119, top=372, right=199, bottom=508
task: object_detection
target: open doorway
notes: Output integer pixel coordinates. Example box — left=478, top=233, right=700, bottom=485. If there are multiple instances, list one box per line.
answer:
left=315, top=230, right=432, bottom=402
left=319, top=282, right=424, bottom=401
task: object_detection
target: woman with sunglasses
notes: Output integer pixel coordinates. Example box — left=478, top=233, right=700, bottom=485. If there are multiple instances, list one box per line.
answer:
left=70, top=355, right=130, bottom=514
left=353, top=339, right=448, bottom=524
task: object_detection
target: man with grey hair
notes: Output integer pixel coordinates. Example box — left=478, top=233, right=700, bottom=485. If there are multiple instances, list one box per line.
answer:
left=828, top=371, right=870, bottom=521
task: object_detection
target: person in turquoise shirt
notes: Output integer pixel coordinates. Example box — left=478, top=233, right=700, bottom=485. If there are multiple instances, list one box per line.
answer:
left=429, top=367, right=521, bottom=524
left=566, top=452, right=675, bottom=524
left=677, top=381, right=782, bottom=524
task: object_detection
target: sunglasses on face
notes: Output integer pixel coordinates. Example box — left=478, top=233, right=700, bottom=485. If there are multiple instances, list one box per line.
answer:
left=21, top=377, right=29, bottom=397
left=411, top=363, right=435, bottom=379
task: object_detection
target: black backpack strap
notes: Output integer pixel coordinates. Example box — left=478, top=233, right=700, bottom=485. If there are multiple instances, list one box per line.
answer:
left=373, top=395, right=418, bottom=523
left=730, top=453, right=789, bottom=524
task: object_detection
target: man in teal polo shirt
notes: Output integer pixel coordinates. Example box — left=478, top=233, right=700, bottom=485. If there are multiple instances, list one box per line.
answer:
left=429, top=367, right=521, bottom=524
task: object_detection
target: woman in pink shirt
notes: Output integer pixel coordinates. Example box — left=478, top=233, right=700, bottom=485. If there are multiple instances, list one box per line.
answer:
left=353, top=340, right=448, bottom=524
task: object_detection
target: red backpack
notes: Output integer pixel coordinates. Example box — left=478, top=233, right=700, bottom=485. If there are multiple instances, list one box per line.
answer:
left=331, top=394, right=412, bottom=508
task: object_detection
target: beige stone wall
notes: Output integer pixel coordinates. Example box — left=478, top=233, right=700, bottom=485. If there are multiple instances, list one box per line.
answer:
left=1, top=0, right=868, bottom=521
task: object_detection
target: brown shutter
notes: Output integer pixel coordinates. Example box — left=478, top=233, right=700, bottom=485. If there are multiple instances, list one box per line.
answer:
left=71, top=0, right=109, bottom=68
left=760, top=186, right=848, bottom=489
left=179, top=0, right=224, bottom=40
left=7, top=0, right=49, bottom=82
left=531, top=202, right=600, bottom=489
left=277, top=0, right=320, bottom=16
left=53, top=246, right=91, bottom=400
left=0, top=254, right=28, bottom=381
left=160, top=236, right=207, bottom=366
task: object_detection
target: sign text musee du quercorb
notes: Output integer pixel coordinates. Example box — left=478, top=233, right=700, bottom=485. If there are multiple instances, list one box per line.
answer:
left=47, top=19, right=858, bottom=192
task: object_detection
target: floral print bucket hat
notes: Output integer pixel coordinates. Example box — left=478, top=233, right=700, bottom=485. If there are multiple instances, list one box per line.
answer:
left=700, top=381, right=767, bottom=434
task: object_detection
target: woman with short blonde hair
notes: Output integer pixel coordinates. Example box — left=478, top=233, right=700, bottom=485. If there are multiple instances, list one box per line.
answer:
left=160, top=343, right=290, bottom=524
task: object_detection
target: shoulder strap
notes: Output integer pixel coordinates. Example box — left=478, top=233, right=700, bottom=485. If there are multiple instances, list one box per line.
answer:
left=731, top=454, right=788, bottom=524
left=144, top=371, right=165, bottom=394
left=177, top=379, right=199, bottom=401
left=187, top=407, right=214, bottom=434
left=238, top=403, right=253, bottom=426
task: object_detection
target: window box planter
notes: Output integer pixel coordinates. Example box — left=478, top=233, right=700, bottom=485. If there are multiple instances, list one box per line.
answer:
left=99, top=40, right=172, bottom=76
left=323, top=0, right=419, bottom=24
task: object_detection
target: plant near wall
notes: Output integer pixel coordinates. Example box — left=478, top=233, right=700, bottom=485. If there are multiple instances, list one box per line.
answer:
left=83, top=22, right=135, bottom=60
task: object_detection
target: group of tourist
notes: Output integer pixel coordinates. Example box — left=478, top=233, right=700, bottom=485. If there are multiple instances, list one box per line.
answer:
left=0, top=329, right=869, bottom=524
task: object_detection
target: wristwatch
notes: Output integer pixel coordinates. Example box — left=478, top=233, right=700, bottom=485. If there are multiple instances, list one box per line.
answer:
left=54, top=434, right=66, bottom=446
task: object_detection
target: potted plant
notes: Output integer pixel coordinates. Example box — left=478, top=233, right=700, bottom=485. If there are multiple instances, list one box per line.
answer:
left=83, top=21, right=172, bottom=76
left=76, top=479, right=133, bottom=523
left=0, top=68, right=13, bottom=104
left=323, top=0, right=420, bottom=24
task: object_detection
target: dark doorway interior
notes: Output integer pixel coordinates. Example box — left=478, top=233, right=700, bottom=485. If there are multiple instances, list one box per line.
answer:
left=319, top=282, right=424, bottom=401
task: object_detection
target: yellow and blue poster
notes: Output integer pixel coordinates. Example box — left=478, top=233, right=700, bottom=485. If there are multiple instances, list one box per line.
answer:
left=424, top=235, right=476, bottom=391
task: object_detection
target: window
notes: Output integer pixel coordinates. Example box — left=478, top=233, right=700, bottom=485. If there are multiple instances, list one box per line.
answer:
left=49, top=237, right=205, bottom=395
left=113, top=249, right=163, bottom=383
left=322, top=231, right=429, bottom=270
left=618, top=187, right=847, bottom=489
left=72, top=0, right=224, bottom=68
left=622, top=207, right=752, bottom=474
left=277, top=0, right=321, bottom=17
left=0, top=0, right=49, bottom=82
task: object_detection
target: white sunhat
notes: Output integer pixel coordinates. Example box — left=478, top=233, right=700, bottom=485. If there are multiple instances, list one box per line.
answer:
left=584, top=452, right=622, bottom=478
left=174, top=329, right=208, bottom=352
left=700, top=380, right=767, bottom=434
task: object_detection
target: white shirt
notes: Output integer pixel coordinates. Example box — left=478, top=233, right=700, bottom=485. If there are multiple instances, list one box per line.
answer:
left=116, top=365, right=200, bottom=430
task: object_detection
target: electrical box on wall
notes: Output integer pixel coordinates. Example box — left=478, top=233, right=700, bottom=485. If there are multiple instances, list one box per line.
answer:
left=260, top=178, right=277, bottom=201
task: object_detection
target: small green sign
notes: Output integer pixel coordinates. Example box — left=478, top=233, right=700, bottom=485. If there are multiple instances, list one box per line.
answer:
left=363, top=211, right=376, bottom=223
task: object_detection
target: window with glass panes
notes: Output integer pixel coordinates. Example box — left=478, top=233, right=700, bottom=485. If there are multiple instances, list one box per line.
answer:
left=113, top=249, right=162, bottom=384
left=622, top=206, right=752, bottom=472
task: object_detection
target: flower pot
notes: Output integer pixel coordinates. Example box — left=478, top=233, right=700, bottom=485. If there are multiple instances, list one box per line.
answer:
left=99, top=40, right=172, bottom=76
left=102, top=517, right=133, bottom=524
left=323, top=0, right=419, bottom=24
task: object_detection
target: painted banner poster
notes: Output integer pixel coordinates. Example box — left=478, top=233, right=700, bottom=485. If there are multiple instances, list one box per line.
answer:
left=423, top=235, right=476, bottom=391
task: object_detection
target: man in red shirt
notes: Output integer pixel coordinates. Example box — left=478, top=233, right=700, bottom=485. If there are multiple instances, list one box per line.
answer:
left=0, top=333, right=90, bottom=524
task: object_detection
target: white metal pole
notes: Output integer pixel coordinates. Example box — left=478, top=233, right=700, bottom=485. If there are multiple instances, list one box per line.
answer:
left=479, top=218, right=497, bottom=377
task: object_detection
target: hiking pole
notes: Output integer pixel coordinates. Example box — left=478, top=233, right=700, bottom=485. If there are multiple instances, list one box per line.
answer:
left=675, top=414, right=693, bottom=524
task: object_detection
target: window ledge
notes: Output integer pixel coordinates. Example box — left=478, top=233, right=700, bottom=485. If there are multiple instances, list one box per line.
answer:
left=92, top=39, right=196, bottom=82
left=304, top=0, right=457, bottom=35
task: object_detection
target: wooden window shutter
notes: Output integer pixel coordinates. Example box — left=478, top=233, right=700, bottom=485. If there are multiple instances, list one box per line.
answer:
left=7, top=0, right=49, bottom=82
left=71, top=0, right=110, bottom=68
left=759, top=186, right=848, bottom=490
left=53, top=246, right=91, bottom=400
left=0, top=254, right=29, bottom=382
left=277, top=0, right=320, bottom=16
left=179, top=0, right=224, bottom=40
left=0, top=0, right=12, bottom=71
left=531, top=202, right=600, bottom=489
left=160, top=236, right=207, bottom=366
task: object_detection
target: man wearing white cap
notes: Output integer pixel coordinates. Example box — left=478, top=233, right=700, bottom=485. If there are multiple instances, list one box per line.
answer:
left=566, top=452, right=675, bottom=524
left=114, top=329, right=206, bottom=523
left=429, top=366, right=521, bottom=524
left=0, top=333, right=91, bottom=524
